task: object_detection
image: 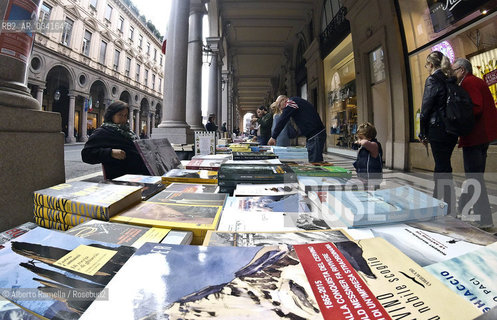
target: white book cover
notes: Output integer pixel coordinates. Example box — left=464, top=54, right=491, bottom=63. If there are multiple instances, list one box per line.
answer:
left=113, top=174, right=163, bottom=184
left=224, top=158, right=282, bottom=165
left=223, top=194, right=311, bottom=213
left=191, top=154, right=232, bottom=161
left=310, top=186, right=447, bottom=227
left=233, top=183, right=301, bottom=196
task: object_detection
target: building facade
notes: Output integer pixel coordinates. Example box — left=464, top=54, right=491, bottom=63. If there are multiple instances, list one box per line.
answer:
left=28, top=0, right=165, bottom=143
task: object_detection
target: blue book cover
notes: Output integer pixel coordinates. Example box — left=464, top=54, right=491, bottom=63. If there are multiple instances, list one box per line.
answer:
left=425, top=242, right=497, bottom=314
left=314, top=186, right=447, bottom=227
left=0, top=227, right=135, bottom=319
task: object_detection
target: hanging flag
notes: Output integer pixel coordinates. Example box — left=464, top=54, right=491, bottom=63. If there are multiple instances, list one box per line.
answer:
left=88, top=97, right=93, bottom=112
left=84, top=98, right=88, bottom=112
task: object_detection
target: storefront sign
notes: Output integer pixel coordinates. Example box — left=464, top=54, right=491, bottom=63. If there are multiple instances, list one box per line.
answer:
left=427, top=0, right=491, bottom=33
left=484, top=69, right=497, bottom=86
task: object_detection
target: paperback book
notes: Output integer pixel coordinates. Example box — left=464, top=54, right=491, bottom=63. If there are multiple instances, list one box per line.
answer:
left=65, top=220, right=170, bottom=248
left=185, top=158, right=225, bottom=171
left=134, top=138, right=181, bottom=176
left=33, top=181, right=142, bottom=220
left=34, top=205, right=92, bottom=226
left=34, top=216, right=72, bottom=231
left=0, top=227, right=135, bottom=319
left=164, top=182, right=218, bottom=193
left=147, top=190, right=227, bottom=207
left=425, top=242, right=497, bottom=314
left=0, top=222, right=37, bottom=250
left=233, top=183, right=301, bottom=196
left=161, top=169, right=218, bottom=185
left=103, top=179, right=165, bottom=200
left=308, top=186, right=447, bottom=227
left=218, top=163, right=297, bottom=181
left=223, top=194, right=311, bottom=213
left=298, top=176, right=363, bottom=192
left=231, top=151, right=278, bottom=160
left=292, top=165, right=352, bottom=178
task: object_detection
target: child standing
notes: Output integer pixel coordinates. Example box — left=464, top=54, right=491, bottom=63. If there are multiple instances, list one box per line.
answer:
left=353, top=122, right=383, bottom=188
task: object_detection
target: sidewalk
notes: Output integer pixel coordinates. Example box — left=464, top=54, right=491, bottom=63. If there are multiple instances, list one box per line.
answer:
left=324, top=152, right=497, bottom=232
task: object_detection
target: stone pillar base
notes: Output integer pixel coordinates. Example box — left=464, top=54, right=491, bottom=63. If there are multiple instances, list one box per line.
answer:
left=0, top=106, right=65, bottom=229
left=189, top=124, right=205, bottom=131
left=151, top=126, right=194, bottom=144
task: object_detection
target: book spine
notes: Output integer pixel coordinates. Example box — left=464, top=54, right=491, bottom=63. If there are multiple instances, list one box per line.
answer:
left=33, top=206, right=92, bottom=226
left=34, top=216, right=72, bottom=231
left=33, top=193, right=109, bottom=220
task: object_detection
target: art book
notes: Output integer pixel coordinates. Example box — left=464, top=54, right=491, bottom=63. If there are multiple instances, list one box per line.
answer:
left=65, top=220, right=170, bottom=248
left=0, top=227, right=135, bottom=319
left=147, top=190, right=227, bottom=207
left=33, top=181, right=142, bottom=220
left=299, top=176, right=364, bottom=192
left=112, top=174, right=163, bottom=184
left=34, top=205, right=92, bottom=226
left=134, top=138, right=181, bottom=176
left=164, top=182, right=218, bottom=193
left=232, top=152, right=278, bottom=160
left=0, top=222, right=37, bottom=250
left=161, top=169, right=218, bottom=185
left=110, top=202, right=223, bottom=244
left=185, top=159, right=225, bottom=171
left=309, top=186, right=447, bottom=227
left=34, top=216, right=72, bottom=231
left=224, top=158, right=282, bottom=165
left=223, top=194, right=311, bottom=213
left=203, top=229, right=353, bottom=246
left=218, top=163, right=297, bottom=181
left=103, top=179, right=165, bottom=200
left=425, top=242, right=497, bottom=314
left=81, top=242, right=391, bottom=320
left=233, top=183, right=301, bottom=196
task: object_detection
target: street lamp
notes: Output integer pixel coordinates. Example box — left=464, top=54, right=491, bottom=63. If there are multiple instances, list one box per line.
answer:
left=202, top=44, right=213, bottom=66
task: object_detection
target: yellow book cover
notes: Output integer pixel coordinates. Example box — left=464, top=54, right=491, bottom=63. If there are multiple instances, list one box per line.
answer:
left=203, top=228, right=354, bottom=246
left=34, top=205, right=92, bottom=226
left=347, top=237, right=481, bottom=319
left=161, top=169, right=218, bottom=185
left=111, top=202, right=223, bottom=245
left=34, top=216, right=73, bottom=231
left=33, top=181, right=142, bottom=220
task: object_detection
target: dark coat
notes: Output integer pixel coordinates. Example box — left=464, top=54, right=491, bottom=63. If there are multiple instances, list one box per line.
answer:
left=419, top=69, right=457, bottom=143
left=81, top=126, right=150, bottom=180
left=353, top=138, right=383, bottom=181
left=205, top=121, right=218, bottom=132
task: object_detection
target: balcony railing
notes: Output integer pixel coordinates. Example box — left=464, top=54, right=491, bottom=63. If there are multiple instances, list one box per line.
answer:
left=319, top=6, right=350, bottom=58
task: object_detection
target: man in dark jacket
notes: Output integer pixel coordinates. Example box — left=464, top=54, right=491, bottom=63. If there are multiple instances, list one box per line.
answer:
left=453, top=58, right=497, bottom=230
left=253, top=106, right=273, bottom=145
left=268, top=95, right=326, bottom=162
left=205, top=114, right=218, bottom=132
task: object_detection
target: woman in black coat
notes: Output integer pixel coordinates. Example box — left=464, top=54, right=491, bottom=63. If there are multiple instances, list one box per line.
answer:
left=81, top=100, right=149, bottom=180
left=419, top=51, right=458, bottom=215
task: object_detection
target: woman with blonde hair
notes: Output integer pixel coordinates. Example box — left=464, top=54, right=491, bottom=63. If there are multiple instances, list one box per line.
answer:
left=270, top=101, right=291, bottom=146
left=419, top=50, right=457, bottom=215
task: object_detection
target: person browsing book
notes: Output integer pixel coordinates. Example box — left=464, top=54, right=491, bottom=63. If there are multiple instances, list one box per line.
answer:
left=268, top=95, right=326, bottom=162
left=352, top=122, right=383, bottom=188
left=81, top=100, right=149, bottom=180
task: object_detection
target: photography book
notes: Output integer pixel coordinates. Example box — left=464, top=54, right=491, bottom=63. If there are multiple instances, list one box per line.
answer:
left=134, top=138, right=181, bottom=176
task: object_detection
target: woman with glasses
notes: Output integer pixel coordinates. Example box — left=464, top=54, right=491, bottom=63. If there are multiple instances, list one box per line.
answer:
left=81, top=100, right=149, bottom=179
left=419, top=51, right=458, bottom=216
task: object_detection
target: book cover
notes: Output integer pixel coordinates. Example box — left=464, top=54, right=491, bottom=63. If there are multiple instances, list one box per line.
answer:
left=0, top=297, right=40, bottom=320
left=232, top=152, right=278, bottom=160
left=0, top=222, right=37, bottom=250
left=292, top=165, right=352, bottom=178
left=161, top=230, right=193, bottom=245
left=0, top=227, right=135, bottom=319
left=165, top=182, right=218, bottom=193
left=161, top=169, right=218, bottom=184
left=203, top=228, right=353, bottom=246
left=34, top=206, right=92, bottom=227
left=225, top=158, right=282, bottom=165
left=367, top=223, right=483, bottom=267
left=185, top=159, right=225, bottom=171
left=271, top=146, right=308, bottom=153
left=33, top=181, right=143, bottom=220
left=110, top=202, right=223, bottom=244
left=65, top=220, right=170, bottom=248
left=34, top=216, right=73, bottom=231
left=223, top=194, right=311, bottom=213
left=112, top=174, right=163, bottom=184
left=311, top=186, right=447, bottom=227
left=134, top=138, right=181, bottom=176
left=194, top=131, right=216, bottom=155
left=191, top=154, right=232, bottom=161
left=103, top=180, right=166, bottom=200
left=81, top=242, right=391, bottom=320
left=218, top=163, right=297, bottom=181
left=300, top=176, right=364, bottom=192
left=425, top=242, right=497, bottom=314
left=147, top=190, right=227, bottom=207
left=233, top=183, right=301, bottom=196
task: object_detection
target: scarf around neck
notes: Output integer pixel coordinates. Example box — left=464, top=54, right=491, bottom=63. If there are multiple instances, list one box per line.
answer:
left=102, top=122, right=139, bottom=141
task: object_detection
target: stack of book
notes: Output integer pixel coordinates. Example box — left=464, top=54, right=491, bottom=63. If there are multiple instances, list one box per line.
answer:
left=165, top=182, right=219, bottom=193
left=33, top=181, right=143, bottom=230
left=185, top=154, right=232, bottom=171
left=109, top=174, right=165, bottom=200
left=161, top=169, right=218, bottom=185
left=231, top=151, right=278, bottom=160
left=217, top=163, right=297, bottom=194
left=110, top=190, right=227, bottom=244
left=271, top=146, right=309, bottom=161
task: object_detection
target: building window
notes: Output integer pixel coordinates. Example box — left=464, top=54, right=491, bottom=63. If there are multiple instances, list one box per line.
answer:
left=154, top=48, right=157, bottom=61
left=321, top=0, right=343, bottom=32
left=39, top=3, right=52, bottom=34
left=114, top=49, right=120, bottom=70
left=152, top=74, right=155, bottom=90
left=158, top=78, right=162, bottom=92
left=144, top=69, right=149, bottom=86
left=129, top=26, right=134, bottom=41
left=99, top=40, right=107, bottom=64
left=125, top=57, right=131, bottom=77
left=136, top=63, right=141, bottom=81
left=82, top=30, right=92, bottom=56
left=138, top=34, right=143, bottom=48
left=118, top=16, right=124, bottom=32
left=61, top=18, right=73, bottom=46
left=89, top=0, right=97, bottom=10
left=105, top=4, right=112, bottom=21
left=146, top=42, right=150, bottom=55
left=160, top=55, right=163, bottom=66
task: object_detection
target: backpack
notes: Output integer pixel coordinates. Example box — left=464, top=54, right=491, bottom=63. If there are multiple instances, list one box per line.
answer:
left=440, top=77, right=475, bottom=136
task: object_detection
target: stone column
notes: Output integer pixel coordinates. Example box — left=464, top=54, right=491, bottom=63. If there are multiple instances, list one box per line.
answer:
left=66, top=93, right=76, bottom=143
left=80, top=96, right=88, bottom=142
left=186, top=1, right=206, bottom=131
left=36, top=86, right=45, bottom=106
left=129, top=107, right=135, bottom=131
left=206, top=37, right=222, bottom=119
left=146, top=113, right=151, bottom=137
left=152, top=0, right=192, bottom=144
left=135, top=109, right=140, bottom=135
